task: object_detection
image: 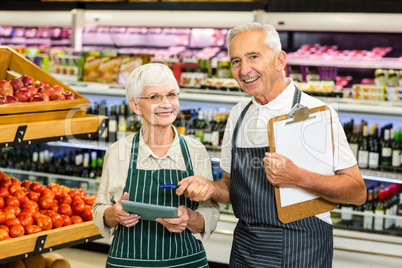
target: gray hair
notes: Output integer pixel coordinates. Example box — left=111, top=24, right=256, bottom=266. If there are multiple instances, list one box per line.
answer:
left=125, top=63, right=179, bottom=101
left=227, top=23, right=282, bottom=57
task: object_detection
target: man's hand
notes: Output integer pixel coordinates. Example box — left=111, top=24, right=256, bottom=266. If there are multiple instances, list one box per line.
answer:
left=176, top=176, right=214, bottom=202
left=263, top=152, right=300, bottom=187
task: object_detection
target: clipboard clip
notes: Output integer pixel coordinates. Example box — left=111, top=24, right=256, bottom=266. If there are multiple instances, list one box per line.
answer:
left=286, top=104, right=315, bottom=124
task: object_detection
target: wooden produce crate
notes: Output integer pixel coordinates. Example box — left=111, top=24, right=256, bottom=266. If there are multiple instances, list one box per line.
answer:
left=0, top=46, right=89, bottom=115
left=0, top=221, right=102, bottom=264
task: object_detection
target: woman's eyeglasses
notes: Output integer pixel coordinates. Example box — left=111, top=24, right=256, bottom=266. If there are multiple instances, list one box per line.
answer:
left=137, top=92, right=180, bottom=103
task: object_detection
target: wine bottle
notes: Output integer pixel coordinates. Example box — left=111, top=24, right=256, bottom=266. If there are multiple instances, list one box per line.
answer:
left=117, top=101, right=128, bottom=140
left=381, top=129, right=392, bottom=166
left=363, top=189, right=374, bottom=229
left=391, top=129, right=401, bottom=167
left=368, top=126, right=380, bottom=169
left=349, top=124, right=359, bottom=160
left=395, top=193, right=402, bottom=228
left=358, top=125, right=369, bottom=169
left=81, top=152, right=90, bottom=178
left=374, top=189, right=386, bottom=231
left=89, top=151, right=97, bottom=179
left=99, top=101, right=109, bottom=143
left=108, top=104, right=118, bottom=143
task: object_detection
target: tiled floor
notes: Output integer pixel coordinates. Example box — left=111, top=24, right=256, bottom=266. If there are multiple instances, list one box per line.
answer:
left=56, top=247, right=108, bottom=268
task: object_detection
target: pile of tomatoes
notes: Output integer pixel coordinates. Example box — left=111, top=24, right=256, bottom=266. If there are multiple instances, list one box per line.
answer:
left=0, top=171, right=96, bottom=240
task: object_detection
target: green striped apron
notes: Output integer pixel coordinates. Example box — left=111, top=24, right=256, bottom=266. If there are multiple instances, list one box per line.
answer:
left=106, top=132, right=208, bottom=268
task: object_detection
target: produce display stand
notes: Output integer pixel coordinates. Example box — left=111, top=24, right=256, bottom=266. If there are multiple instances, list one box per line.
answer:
left=0, top=46, right=105, bottom=265
left=0, top=221, right=102, bottom=265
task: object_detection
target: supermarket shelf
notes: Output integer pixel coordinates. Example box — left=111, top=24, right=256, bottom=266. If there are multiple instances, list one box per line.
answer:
left=0, top=221, right=101, bottom=265
left=67, top=81, right=402, bottom=116
left=0, top=114, right=108, bottom=149
left=286, top=56, right=402, bottom=70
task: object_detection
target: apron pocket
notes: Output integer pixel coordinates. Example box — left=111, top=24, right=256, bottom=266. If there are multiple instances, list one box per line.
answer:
left=232, top=222, right=283, bottom=268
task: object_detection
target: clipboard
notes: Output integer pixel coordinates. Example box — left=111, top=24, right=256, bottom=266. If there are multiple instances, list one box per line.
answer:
left=267, top=104, right=337, bottom=224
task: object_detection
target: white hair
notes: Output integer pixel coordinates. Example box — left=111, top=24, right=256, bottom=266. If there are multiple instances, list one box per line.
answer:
left=227, top=23, right=282, bottom=57
left=125, top=63, right=179, bottom=101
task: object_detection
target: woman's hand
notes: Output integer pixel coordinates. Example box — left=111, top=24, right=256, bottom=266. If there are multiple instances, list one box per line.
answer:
left=156, top=206, right=204, bottom=234
left=105, top=192, right=140, bottom=228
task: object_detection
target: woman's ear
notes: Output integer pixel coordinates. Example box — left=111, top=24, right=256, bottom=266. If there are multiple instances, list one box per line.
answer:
left=129, top=100, right=142, bottom=116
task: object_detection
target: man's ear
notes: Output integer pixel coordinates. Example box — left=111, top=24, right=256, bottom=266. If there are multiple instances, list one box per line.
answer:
left=276, top=50, right=287, bottom=72
left=129, top=100, right=142, bottom=116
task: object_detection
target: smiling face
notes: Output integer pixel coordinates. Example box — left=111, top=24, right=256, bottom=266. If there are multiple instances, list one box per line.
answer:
left=130, top=85, right=179, bottom=130
left=229, top=29, right=287, bottom=104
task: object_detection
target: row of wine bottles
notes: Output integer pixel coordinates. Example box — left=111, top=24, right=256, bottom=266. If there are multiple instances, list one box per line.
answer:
left=0, top=145, right=105, bottom=180
left=86, top=100, right=230, bottom=147
left=335, top=183, right=402, bottom=233
left=344, top=119, right=402, bottom=170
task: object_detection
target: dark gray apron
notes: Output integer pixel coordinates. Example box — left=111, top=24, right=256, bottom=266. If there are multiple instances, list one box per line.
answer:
left=229, top=86, right=333, bottom=268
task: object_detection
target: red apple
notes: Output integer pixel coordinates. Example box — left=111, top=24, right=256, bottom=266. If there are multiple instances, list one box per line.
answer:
left=0, top=80, right=14, bottom=96
left=52, top=85, right=64, bottom=94
left=14, top=88, right=32, bottom=102
left=5, top=95, right=19, bottom=104
left=31, top=80, right=47, bottom=91
left=9, top=78, right=24, bottom=91
left=29, top=95, right=45, bottom=102
left=20, top=75, right=34, bottom=87
left=36, top=93, right=50, bottom=102
left=63, top=91, right=76, bottom=100
left=50, top=92, right=66, bottom=101
left=40, top=86, right=55, bottom=97
left=26, top=86, right=38, bottom=96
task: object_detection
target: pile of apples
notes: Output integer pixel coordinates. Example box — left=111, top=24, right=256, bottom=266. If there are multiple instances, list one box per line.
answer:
left=0, top=75, right=76, bottom=104
left=0, top=170, right=96, bottom=240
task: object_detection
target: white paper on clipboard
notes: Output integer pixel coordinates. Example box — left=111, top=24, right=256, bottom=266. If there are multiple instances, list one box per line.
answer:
left=273, top=108, right=334, bottom=207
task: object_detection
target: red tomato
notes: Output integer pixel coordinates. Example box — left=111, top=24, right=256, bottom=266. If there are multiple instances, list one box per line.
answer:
left=51, top=214, right=63, bottom=229
left=10, top=178, right=21, bottom=185
left=5, top=196, right=20, bottom=207
left=70, top=215, right=83, bottom=225
left=60, top=186, right=70, bottom=196
left=3, top=206, right=21, bottom=217
left=5, top=218, right=21, bottom=228
left=0, top=171, right=4, bottom=180
left=0, top=188, right=9, bottom=199
left=48, top=184, right=62, bottom=199
left=12, top=189, right=26, bottom=204
left=0, top=211, right=6, bottom=224
left=58, top=194, right=72, bottom=205
left=18, top=213, right=33, bottom=227
left=81, top=206, right=93, bottom=221
left=31, top=212, right=42, bottom=225
left=0, top=179, right=12, bottom=189
left=57, top=204, right=72, bottom=216
left=32, top=225, right=42, bottom=233
left=0, top=197, right=4, bottom=209
left=51, top=204, right=59, bottom=213
left=68, top=189, right=81, bottom=199
left=43, top=210, right=56, bottom=217
left=72, top=201, right=85, bottom=215
left=8, top=183, right=22, bottom=195
left=39, top=195, right=54, bottom=210
left=36, top=215, right=52, bottom=231
left=78, top=188, right=86, bottom=197
left=61, top=215, right=72, bottom=226
left=3, top=210, right=16, bottom=220
left=21, top=180, right=32, bottom=190
left=0, top=229, right=10, bottom=240
left=84, top=195, right=96, bottom=206
left=24, top=224, right=34, bottom=234
left=21, top=199, right=39, bottom=212
left=9, top=224, right=25, bottom=238
left=0, top=224, right=9, bottom=233
left=26, top=191, right=40, bottom=202
left=72, top=196, right=84, bottom=204
left=30, top=182, right=45, bottom=193
left=40, top=188, right=55, bottom=198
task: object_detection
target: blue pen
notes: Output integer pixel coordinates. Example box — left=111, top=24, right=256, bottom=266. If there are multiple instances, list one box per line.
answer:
left=161, top=184, right=179, bottom=189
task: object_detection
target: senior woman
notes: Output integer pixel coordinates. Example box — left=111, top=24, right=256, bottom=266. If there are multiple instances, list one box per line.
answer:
left=93, top=63, right=220, bottom=268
